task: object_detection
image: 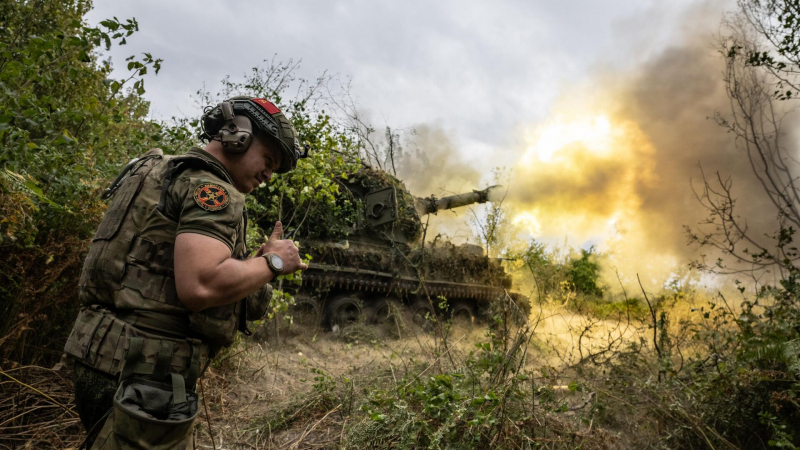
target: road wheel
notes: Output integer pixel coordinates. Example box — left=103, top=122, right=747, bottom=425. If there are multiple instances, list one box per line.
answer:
left=411, top=300, right=436, bottom=332
left=291, top=295, right=321, bottom=327
left=366, top=297, right=405, bottom=338
left=449, top=302, right=475, bottom=326
left=325, top=295, right=363, bottom=329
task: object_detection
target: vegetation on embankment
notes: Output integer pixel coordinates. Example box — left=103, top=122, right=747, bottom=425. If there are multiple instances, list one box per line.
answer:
left=0, top=0, right=166, bottom=365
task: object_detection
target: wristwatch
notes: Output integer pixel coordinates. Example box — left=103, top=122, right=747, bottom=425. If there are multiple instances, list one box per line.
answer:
left=262, top=253, right=284, bottom=274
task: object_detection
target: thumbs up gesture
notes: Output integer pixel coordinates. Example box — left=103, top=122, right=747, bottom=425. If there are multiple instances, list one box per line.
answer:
left=255, top=221, right=307, bottom=273
left=269, top=221, right=283, bottom=241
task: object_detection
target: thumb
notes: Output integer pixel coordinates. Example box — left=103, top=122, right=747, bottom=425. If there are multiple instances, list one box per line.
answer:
left=269, top=221, right=283, bottom=240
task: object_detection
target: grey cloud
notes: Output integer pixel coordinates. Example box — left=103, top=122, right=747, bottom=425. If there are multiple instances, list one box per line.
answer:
left=86, top=0, right=702, bottom=161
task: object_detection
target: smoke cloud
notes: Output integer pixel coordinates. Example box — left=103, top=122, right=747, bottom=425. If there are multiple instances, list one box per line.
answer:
left=382, top=2, right=789, bottom=293
left=504, top=3, right=787, bottom=291
left=396, top=124, right=486, bottom=242
left=398, top=123, right=482, bottom=195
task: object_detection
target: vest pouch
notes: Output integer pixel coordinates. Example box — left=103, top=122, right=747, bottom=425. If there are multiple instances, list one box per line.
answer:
left=64, top=306, right=117, bottom=365
left=94, top=173, right=144, bottom=241
left=246, top=284, right=273, bottom=321
left=188, top=303, right=238, bottom=347
left=91, top=374, right=197, bottom=450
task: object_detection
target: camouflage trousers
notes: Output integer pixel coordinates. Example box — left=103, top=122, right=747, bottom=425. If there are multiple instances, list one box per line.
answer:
left=73, top=360, right=118, bottom=448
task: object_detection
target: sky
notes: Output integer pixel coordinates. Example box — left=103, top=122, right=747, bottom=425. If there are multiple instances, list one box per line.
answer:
left=86, top=0, right=716, bottom=166
left=87, top=0, right=774, bottom=291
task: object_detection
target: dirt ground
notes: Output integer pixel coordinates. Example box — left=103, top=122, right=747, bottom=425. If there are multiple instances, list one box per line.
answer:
left=193, top=305, right=625, bottom=450
left=194, top=320, right=489, bottom=449
left=0, top=305, right=631, bottom=449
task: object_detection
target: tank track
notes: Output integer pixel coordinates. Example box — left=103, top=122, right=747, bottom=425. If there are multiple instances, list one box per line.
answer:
left=302, top=263, right=506, bottom=302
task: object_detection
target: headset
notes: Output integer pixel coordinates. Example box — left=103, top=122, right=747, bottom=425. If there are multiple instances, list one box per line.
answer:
left=201, top=101, right=255, bottom=154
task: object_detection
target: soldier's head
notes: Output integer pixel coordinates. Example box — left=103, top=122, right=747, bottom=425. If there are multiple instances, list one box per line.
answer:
left=200, top=96, right=304, bottom=193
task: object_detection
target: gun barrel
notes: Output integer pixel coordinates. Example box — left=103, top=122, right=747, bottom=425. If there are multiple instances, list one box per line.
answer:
left=417, top=185, right=501, bottom=215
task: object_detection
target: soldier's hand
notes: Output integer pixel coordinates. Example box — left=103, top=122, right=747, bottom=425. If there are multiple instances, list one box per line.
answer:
left=256, top=221, right=308, bottom=274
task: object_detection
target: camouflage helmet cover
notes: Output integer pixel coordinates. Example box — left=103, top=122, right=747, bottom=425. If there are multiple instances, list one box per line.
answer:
left=202, top=96, right=302, bottom=174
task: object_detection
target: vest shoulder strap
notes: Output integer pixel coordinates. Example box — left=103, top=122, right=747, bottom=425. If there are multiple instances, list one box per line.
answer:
left=156, top=155, right=233, bottom=220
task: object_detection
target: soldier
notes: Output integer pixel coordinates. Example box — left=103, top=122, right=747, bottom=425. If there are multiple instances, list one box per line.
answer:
left=61, top=96, right=307, bottom=448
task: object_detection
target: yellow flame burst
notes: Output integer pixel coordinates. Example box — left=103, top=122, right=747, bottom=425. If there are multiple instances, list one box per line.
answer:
left=509, top=111, right=679, bottom=287
left=522, top=115, right=614, bottom=164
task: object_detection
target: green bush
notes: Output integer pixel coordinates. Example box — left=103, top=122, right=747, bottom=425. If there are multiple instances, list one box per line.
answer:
left=680, top=276, right=800, bottom=447
left=344, top=328, right=609, bottom=449
left=566, top=247, right=603, bottom=297
left=0, top=0, right=165, bottom=364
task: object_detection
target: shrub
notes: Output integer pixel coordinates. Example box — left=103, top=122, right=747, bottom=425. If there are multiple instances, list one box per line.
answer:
left=567, top=247, right=603, bottom=297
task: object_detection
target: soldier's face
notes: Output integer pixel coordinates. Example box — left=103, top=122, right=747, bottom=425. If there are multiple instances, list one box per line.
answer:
left=228, top=135, right=283, bottom=194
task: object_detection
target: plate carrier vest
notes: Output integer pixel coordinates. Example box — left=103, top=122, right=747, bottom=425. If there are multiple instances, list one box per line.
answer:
left=64, top=148, right=250, bottom=382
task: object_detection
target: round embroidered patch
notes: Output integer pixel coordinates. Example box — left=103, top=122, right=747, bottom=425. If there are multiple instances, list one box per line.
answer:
left=193, top=183, right=230, bottom=211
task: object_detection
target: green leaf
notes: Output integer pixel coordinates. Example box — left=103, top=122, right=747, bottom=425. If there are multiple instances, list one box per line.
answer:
left=67, top=36, right=83, bottom=47
left=23, top=179, right=67, bottom=210
left=53, top=130, right=76, bottom=146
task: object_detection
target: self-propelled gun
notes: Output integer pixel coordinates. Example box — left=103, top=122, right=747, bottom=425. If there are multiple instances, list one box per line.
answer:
left=284, top=168, right=525, bottom=329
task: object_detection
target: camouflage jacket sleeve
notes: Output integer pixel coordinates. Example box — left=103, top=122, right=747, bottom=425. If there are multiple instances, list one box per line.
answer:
left=169, top=168, right=245, bottom=253
left=246, top=283, right=274, bottom=320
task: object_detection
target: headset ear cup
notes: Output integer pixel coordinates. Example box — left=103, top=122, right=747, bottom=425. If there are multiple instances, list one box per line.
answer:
left=219, top=116, right=253, bottom=154
left=220, top=130, right=251, bottom=153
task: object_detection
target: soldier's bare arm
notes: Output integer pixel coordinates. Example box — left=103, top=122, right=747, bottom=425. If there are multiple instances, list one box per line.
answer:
left=174, top=221, right=306, bottom=312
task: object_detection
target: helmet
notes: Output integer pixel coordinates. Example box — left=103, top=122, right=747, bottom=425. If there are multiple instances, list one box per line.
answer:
left=201, top=96, right=303, bottom=174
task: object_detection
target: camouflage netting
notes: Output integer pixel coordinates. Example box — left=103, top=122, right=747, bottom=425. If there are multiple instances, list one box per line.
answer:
left=305, top=240, right=408, bottom=273
left=412, top=241, right=511, bottom=287
left=271, top=167, right=423, bottom=243
left=306, top=238, right=511, bottom=288
left=278, top=185, right=360, bottom=241
left=298, top=167, right=511, bottom=287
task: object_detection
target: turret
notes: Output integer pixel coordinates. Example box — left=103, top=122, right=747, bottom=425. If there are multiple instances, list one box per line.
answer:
left=292, top=168, right=523, bottom=330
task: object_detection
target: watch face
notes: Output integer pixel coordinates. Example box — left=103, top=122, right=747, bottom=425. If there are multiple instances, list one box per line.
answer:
left=270, top=254, right=284, bottom=271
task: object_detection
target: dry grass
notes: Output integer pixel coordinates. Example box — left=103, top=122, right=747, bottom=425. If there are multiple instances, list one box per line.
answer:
left=0, top=364, right=84, bottom=450
left=0, top=309, right=639, bottom=450
left=190, top=301, right=625, bottom=449
left=0, top=291, right=733, bottom=449
left=193, top=331, right=394, bottom=449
